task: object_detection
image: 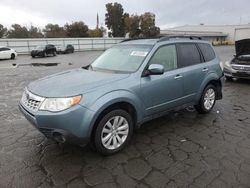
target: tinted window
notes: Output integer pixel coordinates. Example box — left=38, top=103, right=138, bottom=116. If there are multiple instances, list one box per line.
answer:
left=0, top=47, right=10, bottom=51
left=198, top=43, right=215, bottom=62
left=149, top=45, right=177, bottom=71
left=177, top=43, right=202, bottom=68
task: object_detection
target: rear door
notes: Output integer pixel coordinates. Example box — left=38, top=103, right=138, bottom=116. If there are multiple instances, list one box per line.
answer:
left=176, top=43, right=207, bottom=103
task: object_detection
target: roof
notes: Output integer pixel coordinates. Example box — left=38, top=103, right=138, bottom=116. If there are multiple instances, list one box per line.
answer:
left=120, top=39, right=159, bottom=45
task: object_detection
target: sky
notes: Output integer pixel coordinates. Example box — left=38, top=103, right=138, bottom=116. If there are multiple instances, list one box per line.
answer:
left=0, top=0, right=250, bottom=29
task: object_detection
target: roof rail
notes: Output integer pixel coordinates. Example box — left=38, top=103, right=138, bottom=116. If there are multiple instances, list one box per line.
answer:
left=158, top=35, right=203, bottom=42
left=120, top=37, right=161, bottom=43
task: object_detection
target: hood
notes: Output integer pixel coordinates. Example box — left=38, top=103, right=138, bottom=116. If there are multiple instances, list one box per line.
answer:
left=28, top=68, right=129, bottom=97
left=235, top=39, right=250, bottom=57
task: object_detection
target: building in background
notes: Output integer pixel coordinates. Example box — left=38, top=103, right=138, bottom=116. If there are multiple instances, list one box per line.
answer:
left=161, top=24, right=250, bottom=44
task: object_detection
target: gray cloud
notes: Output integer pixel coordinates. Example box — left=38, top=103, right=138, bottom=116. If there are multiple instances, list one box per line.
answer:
left=0, top=0, right=249, bottom=29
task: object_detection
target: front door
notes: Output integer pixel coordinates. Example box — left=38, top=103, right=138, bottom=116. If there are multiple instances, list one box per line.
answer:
left=140, top=44, right=184, bottom=116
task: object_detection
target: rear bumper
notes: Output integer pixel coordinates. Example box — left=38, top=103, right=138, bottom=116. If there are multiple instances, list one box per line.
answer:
left=19, top=102, right=95, bottom=146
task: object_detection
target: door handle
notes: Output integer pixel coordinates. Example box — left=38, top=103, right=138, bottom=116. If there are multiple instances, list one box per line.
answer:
left=202, top=68, right=208, bottom=72
left=174, top=75, right=183, bottom=79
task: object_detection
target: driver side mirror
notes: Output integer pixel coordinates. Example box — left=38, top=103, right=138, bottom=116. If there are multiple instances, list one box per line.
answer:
left=144, top=64, right=164, bottom=76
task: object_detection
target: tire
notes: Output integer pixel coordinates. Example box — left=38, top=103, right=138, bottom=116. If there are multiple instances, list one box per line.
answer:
left=42, top=52, right=46, bottom=57
left=53, top=51, right=56, bottom=56
left=10, top=53, right=15, bottom=60
left=94, top=109, right=133, bottom=155
left=32, top=55, right=35, bottom=58
left=195, top=84, right=217, bottom=114
left=225, top=76, right=233, bottom=81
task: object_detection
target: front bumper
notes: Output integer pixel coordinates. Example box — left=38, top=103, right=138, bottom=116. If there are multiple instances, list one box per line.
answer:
left=19, top=102, right=95, bottom=146
left=224, top=67, right=250, bottom=79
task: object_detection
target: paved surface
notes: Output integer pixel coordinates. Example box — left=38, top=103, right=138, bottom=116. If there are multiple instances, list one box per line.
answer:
left=0, top=46, right=250, bottom=188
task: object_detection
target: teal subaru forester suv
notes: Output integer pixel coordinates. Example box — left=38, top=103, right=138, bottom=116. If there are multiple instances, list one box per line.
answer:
left=19, top=36, right=224, bottom=155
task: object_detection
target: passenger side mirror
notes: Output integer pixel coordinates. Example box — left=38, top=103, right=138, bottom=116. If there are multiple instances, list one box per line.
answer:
left=145, top=64, right=164, bottom=76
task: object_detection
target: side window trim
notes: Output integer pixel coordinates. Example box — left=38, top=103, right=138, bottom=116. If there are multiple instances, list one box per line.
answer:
left=195, top=43, right=205, bottom=63
left=145, top=44, right=178, bottom=73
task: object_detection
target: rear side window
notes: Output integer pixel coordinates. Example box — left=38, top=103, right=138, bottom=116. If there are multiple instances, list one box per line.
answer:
left=0, top=47, right=9, bottom=51
left=198, top=43, right=216, bottom=62
left=149, top=45, right=177, bottom=71
left=177, top=43, right=202, bottom=68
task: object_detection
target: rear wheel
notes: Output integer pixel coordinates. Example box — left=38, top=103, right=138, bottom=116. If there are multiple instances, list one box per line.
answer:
left=10, top=53, right=15, bottom=60
left=94, top=109, right=133, bottom=155
left=195, top=84, right=216, bottom=114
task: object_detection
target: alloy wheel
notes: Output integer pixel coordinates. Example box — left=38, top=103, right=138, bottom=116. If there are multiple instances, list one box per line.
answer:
left=101, top=116, right=129, bottom=150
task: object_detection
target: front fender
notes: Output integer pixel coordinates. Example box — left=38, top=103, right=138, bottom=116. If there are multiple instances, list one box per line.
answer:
left=86, top=90, right=145, bottom=137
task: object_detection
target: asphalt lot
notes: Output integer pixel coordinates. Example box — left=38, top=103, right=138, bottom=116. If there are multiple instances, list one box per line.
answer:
left=0, top=46, right=250, bottom=188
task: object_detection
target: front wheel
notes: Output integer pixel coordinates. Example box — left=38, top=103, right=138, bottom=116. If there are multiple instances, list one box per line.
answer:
left=94, top=109, right=133, bottom=155
left=195, top=84, right=216, bottom=114
left=11, top=53, right=15, bottom=60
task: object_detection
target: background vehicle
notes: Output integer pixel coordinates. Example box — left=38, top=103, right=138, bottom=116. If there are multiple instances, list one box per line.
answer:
left=31, top=44, right=57, bottom=58
left=19, top=36, right=223, bottom=155
left=57, top=44, right=74, bottom=54
left=0, top=47, right=17, bottom=60
left=224, top=38, right=250, bottom=80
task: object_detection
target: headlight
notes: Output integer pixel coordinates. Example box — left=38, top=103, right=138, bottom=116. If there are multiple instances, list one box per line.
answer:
left=224, top=61, right=232, bottom=68
left=39, top=95, right=81, bottom=112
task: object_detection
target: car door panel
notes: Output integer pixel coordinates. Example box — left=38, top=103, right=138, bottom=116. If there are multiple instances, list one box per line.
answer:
left=176, top=43, right=206, bottom=103
left=139, top=44, right=185, bottom=116
left=140, top=69, right=183, bottom=116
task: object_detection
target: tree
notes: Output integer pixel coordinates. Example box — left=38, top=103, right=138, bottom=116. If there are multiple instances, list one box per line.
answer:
left=7, top=24, right=29, bottom=38
left=88, top=28, right=103, bottom=37
left=105, top=2, right=126, bottom=37
left=140, top=12, right=160, bottom=37
left=64, top=21, right=89, bottom=37
left=43, top=24, right=66, bottom=38
left=0, top=24, right=7, bottom=38
left=124, top=14, right=141, bottom=38
left=28, top=25, right=43, bottom=38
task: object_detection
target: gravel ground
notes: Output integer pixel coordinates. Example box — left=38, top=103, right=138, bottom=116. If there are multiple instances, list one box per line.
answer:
left=0, top=46, right=250, bottom=188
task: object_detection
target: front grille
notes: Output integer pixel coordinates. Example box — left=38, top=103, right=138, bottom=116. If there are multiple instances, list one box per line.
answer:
left=232, top=64, right=250, bottom=71
left=232, top=72, right=250, bottom=78
left=21, top=89, right=45, bottom=112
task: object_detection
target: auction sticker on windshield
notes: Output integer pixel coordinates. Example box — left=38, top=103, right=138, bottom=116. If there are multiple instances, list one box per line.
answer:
left=130, top=51, right=148, bottom=57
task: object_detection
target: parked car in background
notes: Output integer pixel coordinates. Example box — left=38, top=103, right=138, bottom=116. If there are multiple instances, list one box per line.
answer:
left=0, top=47, right=17, bottom=60
left=19, top=36, right=224, bottom=155
left=224, top=38, right=250, bottom=80
left=31, top=44, right=57, bottom=58
left=57, top=44, right=74, bottom=54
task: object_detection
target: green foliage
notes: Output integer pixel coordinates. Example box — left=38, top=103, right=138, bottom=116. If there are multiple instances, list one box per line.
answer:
left=7, top=24, right=29, bottom=38
left=124, top=14, right=141, bottom=38
left=65, top=21, right=89, bottom=37
left=0, top=24, right=7, bottom=38
left=43, top=24, right=66, bottom=38
left=28, top=25, right=44, bottom=38
left=140, top=12, right=160, bottom=37
left=105, top=2, right=126, bottom=37
left=88, top=28, right=103, bottom=37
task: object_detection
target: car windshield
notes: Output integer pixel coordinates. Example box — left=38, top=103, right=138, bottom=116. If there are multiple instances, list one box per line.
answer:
left=35, top=46, right=45, bottom=50
left=91, top=45, right=152, bottom=73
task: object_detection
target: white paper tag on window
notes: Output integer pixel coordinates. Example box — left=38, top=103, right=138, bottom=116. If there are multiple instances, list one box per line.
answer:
left=130, top=51, right=148, bottom=57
